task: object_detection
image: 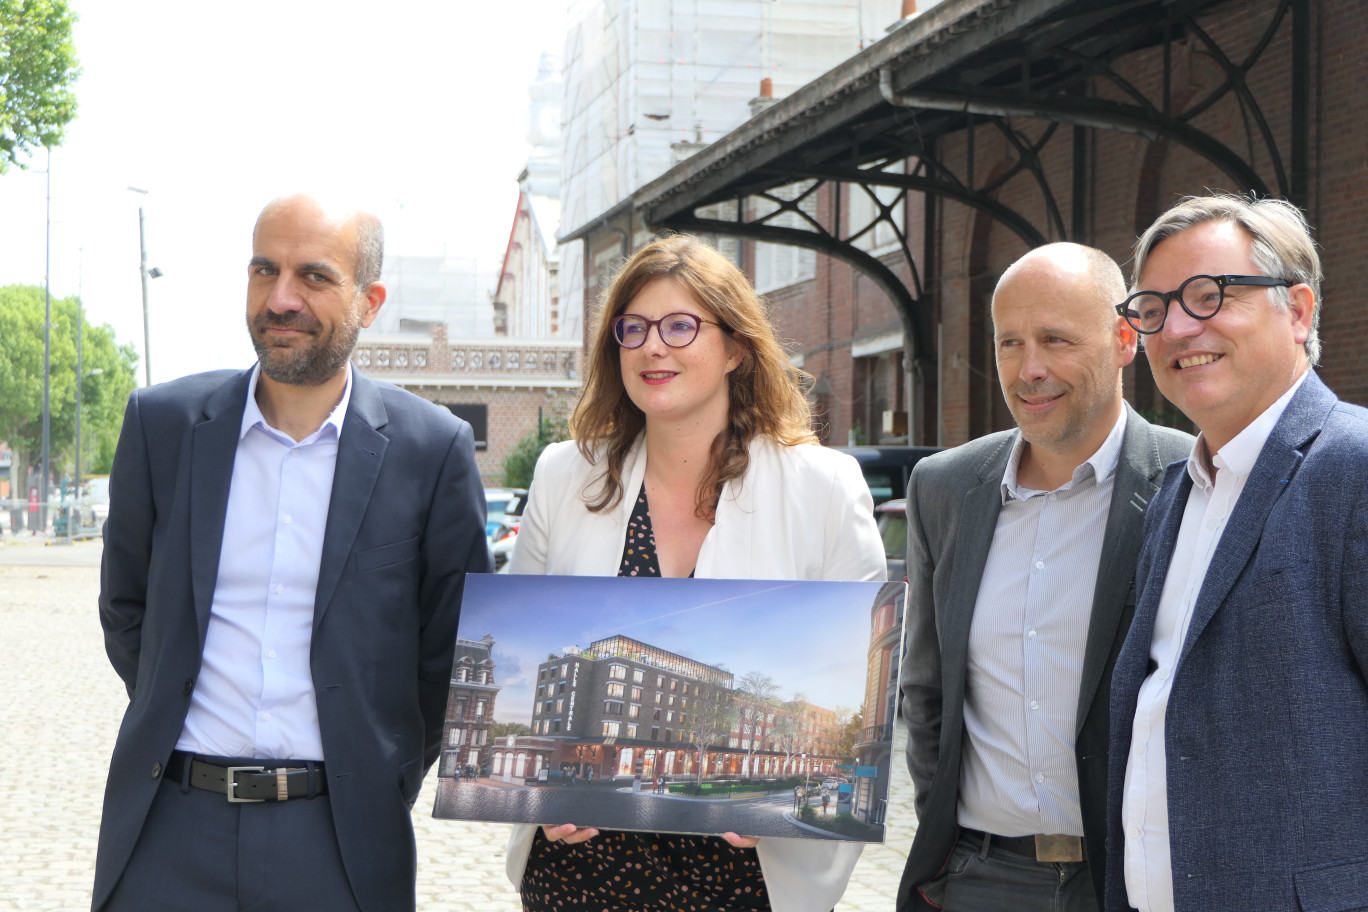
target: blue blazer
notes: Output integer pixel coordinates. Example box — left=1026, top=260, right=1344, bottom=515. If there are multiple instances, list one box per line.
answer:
left=93, top=368, right=491, bottom=912
left=1106, top=372, right=1368, bottom=911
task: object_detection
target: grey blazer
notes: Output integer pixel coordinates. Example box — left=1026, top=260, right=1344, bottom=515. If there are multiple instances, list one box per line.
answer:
left=897, top=406, right=1192, bottom=910
left=93, top=368, right=491, bottom=912
left=1105, top=372, right=1368, bottom=911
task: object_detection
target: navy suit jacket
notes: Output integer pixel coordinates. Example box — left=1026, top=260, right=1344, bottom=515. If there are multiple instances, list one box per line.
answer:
left=93, top=368, right=491, bottom=912
left=1106, top=372, right=1368, bottom=911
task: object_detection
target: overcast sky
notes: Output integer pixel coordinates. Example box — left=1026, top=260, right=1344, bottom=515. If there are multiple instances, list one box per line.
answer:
left=0, top=0, right=566, bottom=385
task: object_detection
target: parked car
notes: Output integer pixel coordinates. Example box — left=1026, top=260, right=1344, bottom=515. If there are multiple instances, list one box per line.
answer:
left=833, top=446, right=939, bottom=506
left=485, top=487, right=527, bottom=524
left=83, top=475, right=112, bottom=525
left=875, top=498, right=908, bottom=582
left=485, top=488, right=527, bottom=571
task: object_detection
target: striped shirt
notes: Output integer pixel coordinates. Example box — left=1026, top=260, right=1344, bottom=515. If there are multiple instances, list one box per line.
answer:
left=957, top=408, right=1126, bottom=837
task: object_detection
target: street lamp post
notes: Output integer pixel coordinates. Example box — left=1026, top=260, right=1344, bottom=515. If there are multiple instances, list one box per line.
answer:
left=128, top=187, right=153, bottom=387
left=40, top=148, right=52, bottom=535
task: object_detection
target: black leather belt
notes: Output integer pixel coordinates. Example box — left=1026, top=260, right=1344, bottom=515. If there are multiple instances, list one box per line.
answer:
left=166, top=751, right=327, bottom=803
left=963, top=828, right=1084, bottom=863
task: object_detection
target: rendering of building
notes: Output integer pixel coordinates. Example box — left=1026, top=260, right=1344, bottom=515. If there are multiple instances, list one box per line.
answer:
left=439, top=635, right=501, bottom=778
left=520, top=634, right=844, bottom=784
left=852, top=585, right=904, bottom=824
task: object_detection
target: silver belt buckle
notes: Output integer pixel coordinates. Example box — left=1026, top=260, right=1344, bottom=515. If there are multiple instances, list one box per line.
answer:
left=226, top=765, right=266, bottom=803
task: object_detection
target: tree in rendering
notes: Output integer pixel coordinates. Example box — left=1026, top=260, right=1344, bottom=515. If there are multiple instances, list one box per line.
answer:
left=733, top=671, right=780, bottom=778
left=682, top=685, right=734, bottom=785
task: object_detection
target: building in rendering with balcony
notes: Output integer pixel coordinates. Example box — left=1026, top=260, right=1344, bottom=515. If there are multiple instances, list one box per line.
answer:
left=852, top=584, right=903, bottom=823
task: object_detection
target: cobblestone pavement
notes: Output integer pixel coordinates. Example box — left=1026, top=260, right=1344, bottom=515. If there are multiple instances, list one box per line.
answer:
left=0, top=538, right=915, bottom=911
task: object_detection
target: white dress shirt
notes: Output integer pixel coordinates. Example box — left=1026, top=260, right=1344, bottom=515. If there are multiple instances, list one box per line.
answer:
left=958, top=407, right=1126, bottom=837
left=176, top=365, right=352, bottom=761
left=1122, top=371, right=1307, bottom=912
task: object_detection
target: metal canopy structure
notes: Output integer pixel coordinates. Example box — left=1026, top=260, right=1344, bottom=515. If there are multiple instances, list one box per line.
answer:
left=624, top=0, right=1310, bottom=432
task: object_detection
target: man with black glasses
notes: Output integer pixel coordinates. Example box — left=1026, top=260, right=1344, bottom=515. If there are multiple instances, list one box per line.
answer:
left=1106, top=194, right=1368, bottom=912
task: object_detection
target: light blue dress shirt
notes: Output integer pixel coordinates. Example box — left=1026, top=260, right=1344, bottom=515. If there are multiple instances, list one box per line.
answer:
left=175, top=365, right=352, bottom=761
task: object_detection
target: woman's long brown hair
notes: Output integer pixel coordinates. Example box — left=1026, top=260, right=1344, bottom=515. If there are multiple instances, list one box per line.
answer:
left=572, top=235, right=817, bottom=518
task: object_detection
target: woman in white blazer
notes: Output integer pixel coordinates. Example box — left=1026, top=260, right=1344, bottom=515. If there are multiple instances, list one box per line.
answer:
left=507, top=235, right=885, bottom=912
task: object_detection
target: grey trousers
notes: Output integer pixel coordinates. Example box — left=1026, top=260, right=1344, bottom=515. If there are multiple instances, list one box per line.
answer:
left=936, top=830, right=1098, bottom=912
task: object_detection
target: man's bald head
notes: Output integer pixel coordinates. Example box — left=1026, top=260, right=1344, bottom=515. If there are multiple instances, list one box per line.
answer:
left=254, top=193, right=384, bottom=293
left=993, top=242, right=1127, bottom=330
left=990, top=242, right=1137, bottom=487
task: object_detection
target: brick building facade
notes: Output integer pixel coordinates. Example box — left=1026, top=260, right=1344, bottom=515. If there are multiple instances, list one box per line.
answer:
left=352, top=322, right=580, bottom=486
left=563, top=0, right=1357, bottom=449
left=853, top=583, right=904, bottom=824
left=439, top=635, right=501, bottom=778
left=520, top=635, right=844, bottom=783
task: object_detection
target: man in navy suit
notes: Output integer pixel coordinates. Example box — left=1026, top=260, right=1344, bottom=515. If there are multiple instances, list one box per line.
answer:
left=1107, top=194, right=1368, bottom=911
left=93, top=193, right=491, bottom=911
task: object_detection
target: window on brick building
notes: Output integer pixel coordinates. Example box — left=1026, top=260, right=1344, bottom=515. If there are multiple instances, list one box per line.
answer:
left=443, top=403, right=488, bottom=451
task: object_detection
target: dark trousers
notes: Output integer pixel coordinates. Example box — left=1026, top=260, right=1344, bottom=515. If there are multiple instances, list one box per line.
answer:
left=101, top=769, right=361, bottom=912
left=937, top=830, right=1097, bottom=912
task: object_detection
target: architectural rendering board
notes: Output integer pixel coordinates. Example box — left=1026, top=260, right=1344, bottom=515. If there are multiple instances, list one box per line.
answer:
left=432, top=574, right=906, bottom=843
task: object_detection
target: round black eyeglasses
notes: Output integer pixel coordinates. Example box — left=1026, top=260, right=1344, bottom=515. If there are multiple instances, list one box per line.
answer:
left=612, top=312, right=721, bottom=349
left=1116, top=274, right=1293, bottom=335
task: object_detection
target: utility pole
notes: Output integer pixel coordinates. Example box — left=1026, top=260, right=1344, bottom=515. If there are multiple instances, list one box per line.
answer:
left=129, top=186, right=152, bottom=386
left=40, top=148, right=52, bottom=535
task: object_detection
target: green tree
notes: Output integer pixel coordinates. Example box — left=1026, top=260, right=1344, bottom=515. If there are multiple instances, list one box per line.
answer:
left=501, top=411, right=570, bottom=488
left=489, top=721, right=533, bottom=739
left=0, top=0, right=80, bottom=171
left=836, top=708, right=863, bottom=761
left=0, top=285, right=138, bottom=494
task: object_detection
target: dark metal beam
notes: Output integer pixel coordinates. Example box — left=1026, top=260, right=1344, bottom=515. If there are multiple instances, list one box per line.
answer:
left=659, top=215, right=935, bottom=365
left=769, top=164, right=1049, bottom=248
left=877, top=68, right=1271, bottom=196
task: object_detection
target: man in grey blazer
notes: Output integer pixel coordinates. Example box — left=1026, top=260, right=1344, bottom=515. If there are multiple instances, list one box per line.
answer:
left=92, top=193, right=491, bottom=911
left=898, top=243, right=1192, bottom=911
left=1107, top=196, right=1368, bottom=911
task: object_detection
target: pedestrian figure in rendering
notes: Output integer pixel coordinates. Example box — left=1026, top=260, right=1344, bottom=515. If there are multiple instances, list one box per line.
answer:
left=898, top=243, right=1193, bottom=912
left=92, top=193, right=490, bottom=912
left=505, top=235, right=886, bottom=912
left=822, top=792, right=831, bottom=815
left=1107, top=195, right=1368, bottom=912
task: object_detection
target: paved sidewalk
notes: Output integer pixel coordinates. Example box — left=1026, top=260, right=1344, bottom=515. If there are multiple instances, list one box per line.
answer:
left=0, top=539, right=915, bottom=911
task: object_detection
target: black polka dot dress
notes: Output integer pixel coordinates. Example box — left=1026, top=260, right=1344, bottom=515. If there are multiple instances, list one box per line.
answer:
left=519, top=484, right=770, bottom=912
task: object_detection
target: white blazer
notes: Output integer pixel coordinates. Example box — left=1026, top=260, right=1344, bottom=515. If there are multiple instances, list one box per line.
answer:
left=506, top=434, right=887, bottom=912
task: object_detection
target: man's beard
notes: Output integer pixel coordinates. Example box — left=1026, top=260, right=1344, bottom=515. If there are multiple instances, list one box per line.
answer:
left=248, top=308, right=360, bottom=387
